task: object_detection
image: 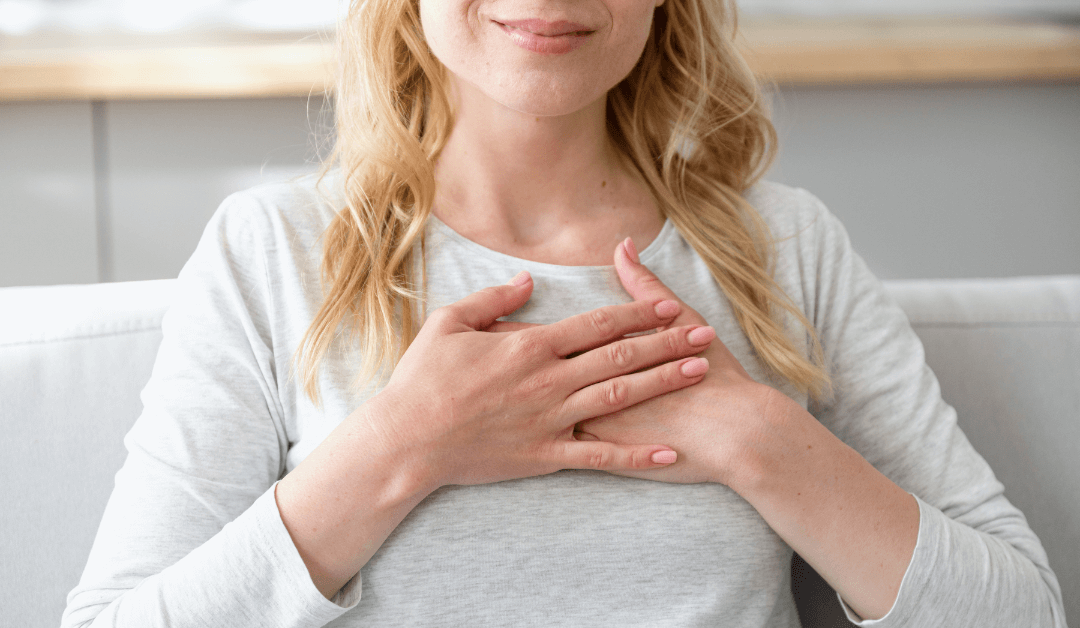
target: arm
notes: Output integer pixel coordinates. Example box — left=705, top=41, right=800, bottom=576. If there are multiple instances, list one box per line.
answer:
left=63, top=196, right=361, bottom=627
left=595, top=236, right=917, bottom=619
left=65, top=194, right=710, bottom=624
left=779, top=194, right=1065, bottom=626
left=587, top=206, right=1065, bottom=626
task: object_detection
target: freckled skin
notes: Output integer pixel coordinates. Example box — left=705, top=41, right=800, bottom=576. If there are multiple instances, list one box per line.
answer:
left=419, top=0, right=664, bottom=117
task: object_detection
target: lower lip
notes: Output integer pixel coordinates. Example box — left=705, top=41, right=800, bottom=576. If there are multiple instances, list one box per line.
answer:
left=496, top=22, right=592, bottom=55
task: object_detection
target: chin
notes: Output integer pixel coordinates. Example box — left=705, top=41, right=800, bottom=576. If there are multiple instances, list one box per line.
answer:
left=498, top=94, right=600, bottom=118
left=482, top=71, right=610, bottom=118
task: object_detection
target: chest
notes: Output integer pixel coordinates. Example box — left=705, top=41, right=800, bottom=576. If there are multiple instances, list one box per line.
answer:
left=278, top=227, right=807, bottom=625
left=345, top=472, right=796, bottom=626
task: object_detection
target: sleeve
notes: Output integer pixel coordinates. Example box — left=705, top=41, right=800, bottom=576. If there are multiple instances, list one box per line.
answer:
left=61, top=194, right=362, bottom=627
left=789, top=190, right=1067, bottom=627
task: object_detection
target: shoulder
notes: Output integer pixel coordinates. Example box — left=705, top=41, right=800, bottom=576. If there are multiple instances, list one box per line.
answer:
left=744, top=179, right=836, bottom=240
left=741, top=180, right=866, bottom=328
left=190, top=171, right=345, bottom=294
left=176, top=171, right=346, bottom=319
left=743, top=179, right=856, bottom=258
left=208, top=171, right=343, bottom=248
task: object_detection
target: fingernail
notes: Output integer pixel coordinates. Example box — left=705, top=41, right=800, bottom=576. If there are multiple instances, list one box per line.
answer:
left=623, top=237, right=640, bottom=264
left=654, top=300, right=680, bottom=318
left=680, top=357, right=709, bottom=377
left=651, top=450, right=677, bottom=464
left=507, top=271, right=531, bottom=286
left=687, top=326, right=715, bottom=346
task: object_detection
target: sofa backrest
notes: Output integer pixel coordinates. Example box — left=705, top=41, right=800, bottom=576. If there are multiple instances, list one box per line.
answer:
left=1, top=276, right=1077, bottom=627
left=1, top=280, right=172, bottom=628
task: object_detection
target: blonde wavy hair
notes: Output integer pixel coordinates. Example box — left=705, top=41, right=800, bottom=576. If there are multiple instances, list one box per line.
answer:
left=297, top=0, right=831, bottom=404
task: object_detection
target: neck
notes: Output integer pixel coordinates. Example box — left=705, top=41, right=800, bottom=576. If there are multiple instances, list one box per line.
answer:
left=432, top=77, right=659, bottom=256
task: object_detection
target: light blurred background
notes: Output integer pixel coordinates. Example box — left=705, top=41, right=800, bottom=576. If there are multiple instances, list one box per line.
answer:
left=1, top=0, right=1078, bottom=287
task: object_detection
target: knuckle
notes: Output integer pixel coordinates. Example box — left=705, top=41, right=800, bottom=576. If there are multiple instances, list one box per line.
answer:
left=428, top=306, right=454, bottom=326
left=662, top=329, right=683, bottom=354
left=587, top=448, right=611, bottom=470
left=603, top=378, right=629, bottom=407
left=508, top=332, right=543, bottom=359
left=520, top=371, right=557, bottom=397
left=607, top=342, right=634, bottom=369
left=658, top=363, right=678, bottom=386
left=639, top=273, right=664, bottom=290
left=631, top=300, right=653, bottom=324
left=587, top=308, right=617, bottom=337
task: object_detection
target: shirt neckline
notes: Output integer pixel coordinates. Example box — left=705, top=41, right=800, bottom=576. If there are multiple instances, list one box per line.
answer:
left=427, top=214, right=676, bottom=277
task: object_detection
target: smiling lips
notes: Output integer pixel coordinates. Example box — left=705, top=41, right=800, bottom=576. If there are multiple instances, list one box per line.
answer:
left=495, top=19, right=595, bottom=54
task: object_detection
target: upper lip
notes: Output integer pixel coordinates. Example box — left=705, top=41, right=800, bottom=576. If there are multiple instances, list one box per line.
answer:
left=494, top=19, right=594, bottom=36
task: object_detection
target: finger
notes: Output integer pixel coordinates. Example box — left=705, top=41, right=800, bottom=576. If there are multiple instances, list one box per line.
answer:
left=486, top=320, right=539, bottom=333
left=560, top=356, right=710, bottom=423
left=615, top=238, right=708, bottom=327
left=437, top=271, right=533, bottom=331
left=537, top=298, right=682, bottom=357
left=551, top=440, right=679, bottom=471
left=566, top=324, right=715, bottom=389
left=614, top=238, right=681, bottom=301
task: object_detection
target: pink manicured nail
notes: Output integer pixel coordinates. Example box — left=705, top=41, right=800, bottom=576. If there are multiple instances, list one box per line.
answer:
left=651, top=450, right=678, bottom=464
left=654, top=300, right=680, bottom=318
left=508, top=271, right=531, bottom=286
left=687, top=326, right=715, bottom=346
left=623, top=237, right=640, bottom=264
left=680, top=357, right=709, bottom=377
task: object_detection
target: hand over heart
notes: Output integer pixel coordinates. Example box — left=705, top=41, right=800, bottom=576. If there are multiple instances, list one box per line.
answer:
left=573, top=238, right=787, bottom=486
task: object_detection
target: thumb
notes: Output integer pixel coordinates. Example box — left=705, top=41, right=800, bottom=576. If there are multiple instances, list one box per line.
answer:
left=445, top=271, right=534, bottom=331
left=614, top=237, right=681, bottom=304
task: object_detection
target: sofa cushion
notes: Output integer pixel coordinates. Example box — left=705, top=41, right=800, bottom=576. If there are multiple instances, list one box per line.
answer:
left=0, top=280, right=174, bottom=628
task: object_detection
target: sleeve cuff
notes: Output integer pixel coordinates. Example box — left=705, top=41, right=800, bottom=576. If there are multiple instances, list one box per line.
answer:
left=234, top=482, right=363, bottom=623
left=836, top=493, right=935, bottom=627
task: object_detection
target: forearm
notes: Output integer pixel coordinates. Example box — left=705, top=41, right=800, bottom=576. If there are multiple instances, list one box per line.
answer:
left=730, top=391, right=919, bottom=621
left=276, top=391, right=441, bottom=599
left=63, top=454, right=361, bottom=627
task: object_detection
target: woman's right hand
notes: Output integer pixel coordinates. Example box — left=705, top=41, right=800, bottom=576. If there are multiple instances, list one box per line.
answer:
left=276, top=270, right=712, bottom=599
left=371, top=270, right=715, bottom=490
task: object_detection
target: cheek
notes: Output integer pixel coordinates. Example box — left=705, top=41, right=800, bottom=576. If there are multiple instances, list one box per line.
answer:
left=621, top=3, right=657, bottom=60
left=597, top=2, right=656, bottom=82
left=419, top=0, right=478, bottom=73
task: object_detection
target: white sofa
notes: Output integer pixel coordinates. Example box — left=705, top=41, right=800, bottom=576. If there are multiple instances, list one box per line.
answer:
left=2, top=276, right=1077, bottom=627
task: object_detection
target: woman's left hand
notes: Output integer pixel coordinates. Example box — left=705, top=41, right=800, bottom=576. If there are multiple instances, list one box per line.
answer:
left=507, top=238, right=921, bottom=621
left=573, top=238, right=800, bottom=489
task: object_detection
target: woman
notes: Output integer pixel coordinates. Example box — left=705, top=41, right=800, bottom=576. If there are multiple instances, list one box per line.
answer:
left=63, top=0, right=1065, bottom=625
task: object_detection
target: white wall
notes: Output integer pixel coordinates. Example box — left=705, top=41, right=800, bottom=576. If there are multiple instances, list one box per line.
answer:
left=0, top=102, right=98, bottom=286
left=104, top=97, right=329, bottom=282
left=768, top=83, right=1080, bottom=279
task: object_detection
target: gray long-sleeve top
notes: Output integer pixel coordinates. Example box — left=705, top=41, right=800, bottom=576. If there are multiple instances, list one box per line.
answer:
left=62, top=175, right=1066, bottom=627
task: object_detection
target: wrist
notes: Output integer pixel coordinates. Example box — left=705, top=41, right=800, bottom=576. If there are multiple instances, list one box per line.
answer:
left=276, top=393, right=440, bottom=599
left=361, top=385, right=448, bottom=498
left=722, top=385, right=813, bottom=497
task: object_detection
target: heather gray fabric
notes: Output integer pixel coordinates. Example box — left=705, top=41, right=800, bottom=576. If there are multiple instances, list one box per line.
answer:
left=55, top=175, right=1065, bottom=627
left=887, top=276, right=1080, bottom=625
